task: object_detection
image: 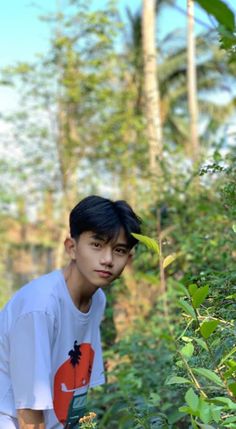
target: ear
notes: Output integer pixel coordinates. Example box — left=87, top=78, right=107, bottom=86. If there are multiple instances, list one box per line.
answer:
left=64, top=237, right=77, bottom=260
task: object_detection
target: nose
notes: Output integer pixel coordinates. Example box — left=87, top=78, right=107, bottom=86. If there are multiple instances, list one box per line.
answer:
left=100, top=247, right=113, bottom=267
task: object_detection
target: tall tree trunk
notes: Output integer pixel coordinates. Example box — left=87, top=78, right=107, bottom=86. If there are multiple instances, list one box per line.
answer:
left=142, top=0, right=163, bottom=174
left=187, top=0, right=199, bottom=162
left=52, top=1, right=81, bottom=269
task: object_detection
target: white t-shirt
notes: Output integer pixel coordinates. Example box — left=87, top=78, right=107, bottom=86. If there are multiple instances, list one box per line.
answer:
left=0, top=270, right=106, bottom=428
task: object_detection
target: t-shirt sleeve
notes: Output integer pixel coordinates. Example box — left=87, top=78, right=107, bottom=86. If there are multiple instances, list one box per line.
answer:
left=9, top=311, right=55, bottom=410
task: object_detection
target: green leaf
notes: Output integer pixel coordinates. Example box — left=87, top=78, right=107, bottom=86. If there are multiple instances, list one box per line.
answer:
left=224, top=366, right=236, bottom=378
left=185, top=388, right=199, bottom=412
left=168, top=409, right=186, bottom=425
left=149, top=392, right=161, bottom=404
left=193, top=338, right=208, bottom=351
left=176, top=360, right=184, bottom=368
left=189, top=283, right=198, bottom=296
left=199, top=398, right=212, bottom=424
left=131, top=233, right=159, bottom=254
left=226, top=359, right=236, bottom=370
left=200, top=320, right=220, bottom=339
left=232, top=224, right=236, bottom=233
left=213, top=397, right=236, bottom=410
left=228, top=382, right=236, bottom=396
left=196, top=0, right=235, bottom=31
left=179, top=299, right=196, bottom=319
left=182, top=336, right=193, bottom=342
left=213, top=150, right=222, bottom=162
left=210, top=404, right=221, bottom=423
left=196, top=425, right=215, bottom=429
left=192, top=285, right=209, bottom=308
left=192, top=368, right=224, bottom=387
left=181, top=343, right=194, bottom=359
left=219, top=346, right=236, bottom=365
left=224, top=416, right=236, bottom=424
left=163, top=253, right=177, bottom=269
left=190, top=417, right=199, bottom=429
left=165, top=376, right=191, bottom=385
left=175, top=283, right=190, bottom=297
left=179, top=405, right=191, bottom=413
left=219, top=26, right=236, bottom=52
left=225, top=293, right=236, bottom=299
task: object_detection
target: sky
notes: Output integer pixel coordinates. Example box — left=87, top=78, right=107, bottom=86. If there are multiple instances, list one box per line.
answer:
left=1, top=0, right=228, bottom=68
left=0, top=0, right=235, bottom=113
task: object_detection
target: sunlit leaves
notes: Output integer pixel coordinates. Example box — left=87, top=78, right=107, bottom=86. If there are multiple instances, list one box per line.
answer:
left=193, top=338, right=208, bottom=351
left=163, top=253, right=177, bottom=269
left=228, top=382, right=236, bottom=396
left=188, top=283, right=198, bottom=296
left=185, top=388, right=199, bottom=411
left=132, top=233, right=160, bottom=255
left=180, top=396, right=222, bottom=426
left=180, top=342, right=194, bottom=359
left=192, top=368, right=224, bottom=387
left=165, top=375, right=191, bottom=385
left=178, top=299, right=196, bottom=319
left=192, top=285, right=209, bottom=308
left=200, top=320, right=220, bottom=339
left=213, top=397, right=236, bottom=410
left=219, top=347, right=236, bottom=365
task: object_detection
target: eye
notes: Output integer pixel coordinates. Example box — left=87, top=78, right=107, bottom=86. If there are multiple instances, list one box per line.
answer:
left=115, top=247, right=128, bottom=255
left=91, top=241, right=102, bottom=249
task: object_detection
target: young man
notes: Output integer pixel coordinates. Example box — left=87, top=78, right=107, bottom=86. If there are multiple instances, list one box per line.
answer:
left=0, top=195, right=141, bottom=429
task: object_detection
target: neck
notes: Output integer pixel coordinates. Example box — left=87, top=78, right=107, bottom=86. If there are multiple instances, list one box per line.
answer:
left=63, top=262, right=95, bottom=312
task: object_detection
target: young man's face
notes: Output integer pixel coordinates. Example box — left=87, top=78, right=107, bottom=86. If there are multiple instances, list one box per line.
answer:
left=71, top=228, right=132, bottom=289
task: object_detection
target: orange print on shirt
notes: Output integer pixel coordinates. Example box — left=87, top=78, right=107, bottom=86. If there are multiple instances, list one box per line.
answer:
left=53, top=341, right=94, bottom=425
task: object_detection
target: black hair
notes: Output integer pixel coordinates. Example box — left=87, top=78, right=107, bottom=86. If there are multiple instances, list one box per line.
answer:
left=69, top=195, right=142, bottom=248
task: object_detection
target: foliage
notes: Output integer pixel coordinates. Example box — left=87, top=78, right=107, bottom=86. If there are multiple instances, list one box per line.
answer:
left=195, top=0, right=236, bottom=61
left=88, top=153, right=236, bottom=427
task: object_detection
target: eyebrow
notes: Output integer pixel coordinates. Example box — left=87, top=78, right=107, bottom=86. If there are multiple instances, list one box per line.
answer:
left=114, top=243, right=130, bottom=249
left=90, top=234, right=106, bottom=242
left=90, top=233, right=130, bottom=249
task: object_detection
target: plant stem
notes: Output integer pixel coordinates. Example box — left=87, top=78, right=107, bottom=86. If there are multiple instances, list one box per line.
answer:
left=157, top=210, right=207, bottom=398
left=192, top=303, right=234, bottom=399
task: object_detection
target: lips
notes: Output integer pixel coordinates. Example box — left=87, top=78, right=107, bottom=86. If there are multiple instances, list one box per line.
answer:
left=94, top=270, right=112, bottom=278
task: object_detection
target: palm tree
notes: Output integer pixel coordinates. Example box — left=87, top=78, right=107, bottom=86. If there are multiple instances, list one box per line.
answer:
left=142, top=0, right=163, bottom=174
left=123, top=3, right=236, bottom=159
left=187, top=0, right=200, bottom=162
left=158, top=31, right=236, bottom=153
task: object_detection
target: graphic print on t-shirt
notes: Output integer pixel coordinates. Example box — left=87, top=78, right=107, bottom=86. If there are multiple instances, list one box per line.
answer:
left=53, top=341, right=94, bottom=428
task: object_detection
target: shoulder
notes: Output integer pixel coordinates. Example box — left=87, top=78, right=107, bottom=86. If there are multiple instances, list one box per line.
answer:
left=3, top=270, right=63, bottom=323
left=94, top=288, right=106, bottom=308
left=92, top=288, right=106, bottom=323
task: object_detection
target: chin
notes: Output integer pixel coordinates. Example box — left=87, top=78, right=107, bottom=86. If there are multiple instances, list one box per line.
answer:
left=98, top=279, right=113, bottom=288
